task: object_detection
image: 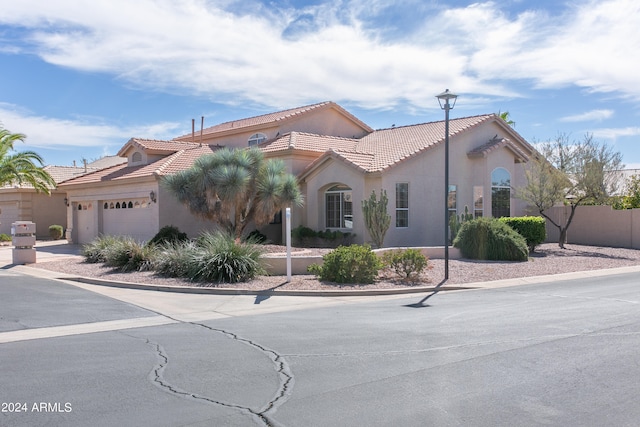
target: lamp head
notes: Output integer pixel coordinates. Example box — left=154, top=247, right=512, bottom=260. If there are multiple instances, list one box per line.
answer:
left=436, top=89, right=458, bottom=110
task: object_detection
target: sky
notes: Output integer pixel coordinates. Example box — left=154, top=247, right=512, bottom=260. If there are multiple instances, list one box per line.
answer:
left=1, top=0, right=639, bottom=169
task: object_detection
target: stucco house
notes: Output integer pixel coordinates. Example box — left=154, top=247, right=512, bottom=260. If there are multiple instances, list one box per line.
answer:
left=59, top=101, right=536, bottom=246
left=0, top=157, right=125, bottom=239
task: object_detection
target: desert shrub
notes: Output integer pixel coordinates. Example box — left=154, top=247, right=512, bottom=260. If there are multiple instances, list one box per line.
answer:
left=453, top=217, right=528, bottom=261
left=48, top=225, right=64, bottom=240
left=82, top=235, right=127, bottom=263
left=102, top=236, right=156, bottom=272
left=0, top=233, right=11, bottom=242
left=381, top=248, right=429, bottom=280
left=292, top=226, right=317, bottom=239
left=187, top=231, right=266, bottom=283
left=152, top=240, right=199, bottom=278
left=307, top=244, right=382, bottom=284
left=147, top=225, right=188, bottom=246
left=499, top=216, right=546, bottom=252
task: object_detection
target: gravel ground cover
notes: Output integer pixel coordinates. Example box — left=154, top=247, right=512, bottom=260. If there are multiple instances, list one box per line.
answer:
left=31, top=243, right=640, bottom=291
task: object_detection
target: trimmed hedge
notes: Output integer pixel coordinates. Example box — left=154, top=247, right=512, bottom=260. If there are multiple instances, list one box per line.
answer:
left=499, top=216, right=546, bottom=252
left=49, top=224, right=64, bottom=240
left=453, top=217, right=528, bottom=261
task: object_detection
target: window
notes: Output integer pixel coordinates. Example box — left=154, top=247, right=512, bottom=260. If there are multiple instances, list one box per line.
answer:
left=132, top=152, right=142, bottom=163
left=491, top=168, right=511, bottom=218
left=395, top=183, right=409, bottom=227
left=248, top=133, right=267, bottom=147
left=325, top=185, right=353, bottom=229
left=448, top=184, right=457, bottom=224
left=473, top=186, right=483, bottom=218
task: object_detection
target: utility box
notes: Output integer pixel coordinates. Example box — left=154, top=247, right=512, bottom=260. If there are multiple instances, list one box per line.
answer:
left=11, top=221, right=36, bottom=264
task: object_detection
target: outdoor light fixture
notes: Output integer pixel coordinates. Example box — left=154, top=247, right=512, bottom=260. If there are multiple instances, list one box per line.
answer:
left=149, top=191, right=157, bottom=203
left=436, top=89, right=458, bottom=281
left=64, top=197, right=69, bottom=207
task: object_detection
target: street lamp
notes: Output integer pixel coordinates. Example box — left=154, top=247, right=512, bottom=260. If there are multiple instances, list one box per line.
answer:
left=436, top=89, right=458, bottom=281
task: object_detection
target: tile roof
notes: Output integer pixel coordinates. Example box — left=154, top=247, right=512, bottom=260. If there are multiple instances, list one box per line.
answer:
left=173, top=101, right=373, bottom=140
left=59, top=145, right=219, bottom=187
left=258, top=132, right=358, bottom=154
left=117, top=138, right=201, bottom=156
left=467, top=135, right=530, bottom=162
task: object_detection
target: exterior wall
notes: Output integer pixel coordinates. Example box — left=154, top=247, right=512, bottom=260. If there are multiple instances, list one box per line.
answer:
left=157, top=186, right=220, bottom=238
left=0, top=190, right=67, bottom=238
left=544, top=205, right=640, bottom=249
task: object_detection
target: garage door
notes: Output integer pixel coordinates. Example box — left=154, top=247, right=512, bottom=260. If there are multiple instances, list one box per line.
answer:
left=102, top=199, right=156, bottom=242
left=0, top=203, right=19, bottom=236
left=76, top=202, right=97, bottom=244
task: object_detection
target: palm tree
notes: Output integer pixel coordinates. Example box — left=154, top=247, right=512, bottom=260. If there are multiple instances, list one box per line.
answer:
left=163, top=147, right=303, bottom=240
left=0, top=127, right=56, bottom=193
left=497, top=110, right=516, bottom=127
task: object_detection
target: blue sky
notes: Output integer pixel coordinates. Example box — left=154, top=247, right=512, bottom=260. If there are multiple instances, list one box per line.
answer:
left=1, top=0, right=639, bottom=168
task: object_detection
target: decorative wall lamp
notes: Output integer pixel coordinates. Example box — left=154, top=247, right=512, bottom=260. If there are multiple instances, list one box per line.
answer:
left=149, top=191, right=157, bottom=203
left=64, top=197, right=69, bottom=207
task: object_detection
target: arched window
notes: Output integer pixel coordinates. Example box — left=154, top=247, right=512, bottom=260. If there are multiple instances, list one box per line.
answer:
left=248, top=133, right=267, bottom=147
left=325, top=184, right=353, bottom=229
left=116, top=202, right=121, bottom=209
left=132, top=152, right=142, bottom=162
left=104, top=202, right=109, bottom=209
left=128, top=201, right=133, bottom=208
left=491, top=167, right=511, bottom=218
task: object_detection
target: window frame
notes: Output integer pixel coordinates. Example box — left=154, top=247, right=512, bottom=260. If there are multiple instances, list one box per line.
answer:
left=325, top=185, right=353, bottom=229
left=395, top=182, right=409, bottom=228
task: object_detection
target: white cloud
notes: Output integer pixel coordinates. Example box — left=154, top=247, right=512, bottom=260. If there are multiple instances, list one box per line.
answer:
left=591, top=126, right=640, bottom=140
left=0, top=0, right=639, bottom=111
left=0, top=104, right=181, bottom=150
left=560, top=109, right=614, bottom=123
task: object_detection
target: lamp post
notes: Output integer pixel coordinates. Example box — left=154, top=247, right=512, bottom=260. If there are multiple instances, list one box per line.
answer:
left=436, top=89, right=458, bottom=281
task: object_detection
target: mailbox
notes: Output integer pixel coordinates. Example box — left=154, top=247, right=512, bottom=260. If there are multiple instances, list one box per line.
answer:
left=11, top=221, right=36, bottom=264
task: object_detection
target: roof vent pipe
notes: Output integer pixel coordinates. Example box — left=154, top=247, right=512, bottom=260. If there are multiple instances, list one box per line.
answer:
left=191, top=119, right=195, bottom=143
left=200, top=116, right=204, bottom=147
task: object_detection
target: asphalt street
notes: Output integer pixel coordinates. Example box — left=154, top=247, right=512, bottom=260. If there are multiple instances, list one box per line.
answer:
left=1, top=257, right=640, bottom=426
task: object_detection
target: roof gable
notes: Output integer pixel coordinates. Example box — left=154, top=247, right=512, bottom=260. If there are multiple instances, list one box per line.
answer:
left=173, top=101, right=373, bottom=141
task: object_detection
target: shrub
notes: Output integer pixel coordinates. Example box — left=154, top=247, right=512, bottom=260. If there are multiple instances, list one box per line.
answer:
left=152, top=240, right=199, bottom=278
left=292, top=226, right=317, bottom=239
left=0, top=233, right=11, bottom=242
left=147, top=225, right=188, bottom=246
left=453, top=217, right=528, bottom=261
left=82, top=235, right=127, bottom=263
left=499, top=216, right=546, bottom=252
left=49, top=225, right=64, bottom=240
left=245, top=229, right=267, bottom=244
left=102, top=236, right=156, bottom=272
left=381, top=249, right=429, bottom=280
left=187, top=231, right=266, bottom=283
left=307, top=244, right=382, bottom=284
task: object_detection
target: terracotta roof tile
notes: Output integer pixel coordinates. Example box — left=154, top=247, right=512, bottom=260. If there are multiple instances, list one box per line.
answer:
left=258, top=132, right=358, bottom=153
left=117, top=138, right=201, bottom=156
left=59, top=145, right=219, bottom=187
left=467, top=135, right=530, bottom=161
left=174, top=101, right=372, bottom=140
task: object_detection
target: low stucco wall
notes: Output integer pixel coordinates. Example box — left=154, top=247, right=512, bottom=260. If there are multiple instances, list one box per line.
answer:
left=261, top=246, right=461, bottom=275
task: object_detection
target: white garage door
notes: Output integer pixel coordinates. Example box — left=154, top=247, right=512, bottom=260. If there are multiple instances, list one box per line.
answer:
left=102, top=199, right=156, bottom=242
left=0, top=203, right=20, bottom=236
left=76, top=202, right=97, bottom=244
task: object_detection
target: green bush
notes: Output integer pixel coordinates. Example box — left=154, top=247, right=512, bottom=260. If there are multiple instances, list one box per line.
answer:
left=245, top=229, right=267, bottom=244
left=381, top=248, right=429, bottom=280
left=102, top=236, right=156, bottom=272
left=453, top=217, right=528, bottom=261
left=499, top=216, right=546, bottom=252
left=48, top=225, right=64, bottom=240
left=147, top=225, right=188, bottom=246
left=82, top=235, right=127, bottom=263
left=187, top=231, right=266, bottom=283
left=0, top=233, right=11, bottom=242
left=152, top=240, right=199, bottom=278
left=292, top=226, right=317, bottom=239
left=307, top=244, right=382, bottom=283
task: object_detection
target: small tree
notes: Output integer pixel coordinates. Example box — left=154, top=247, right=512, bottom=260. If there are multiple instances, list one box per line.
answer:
left=361, top=189, right=391, bottom=248
left=518, top=134, right=623, bottom=248
left=162, top=147, right=303, bottom=240
left=612, top=174, right=640, bottom=209
left=0, top=127, right=56, bottom=193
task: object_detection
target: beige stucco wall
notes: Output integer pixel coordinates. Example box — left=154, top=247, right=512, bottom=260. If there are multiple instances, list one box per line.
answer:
left=157, top=185, right=220, bottom=238
left=545, top=205, right=640, bottom=248
left=0, top=190, right=67, bottom=238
